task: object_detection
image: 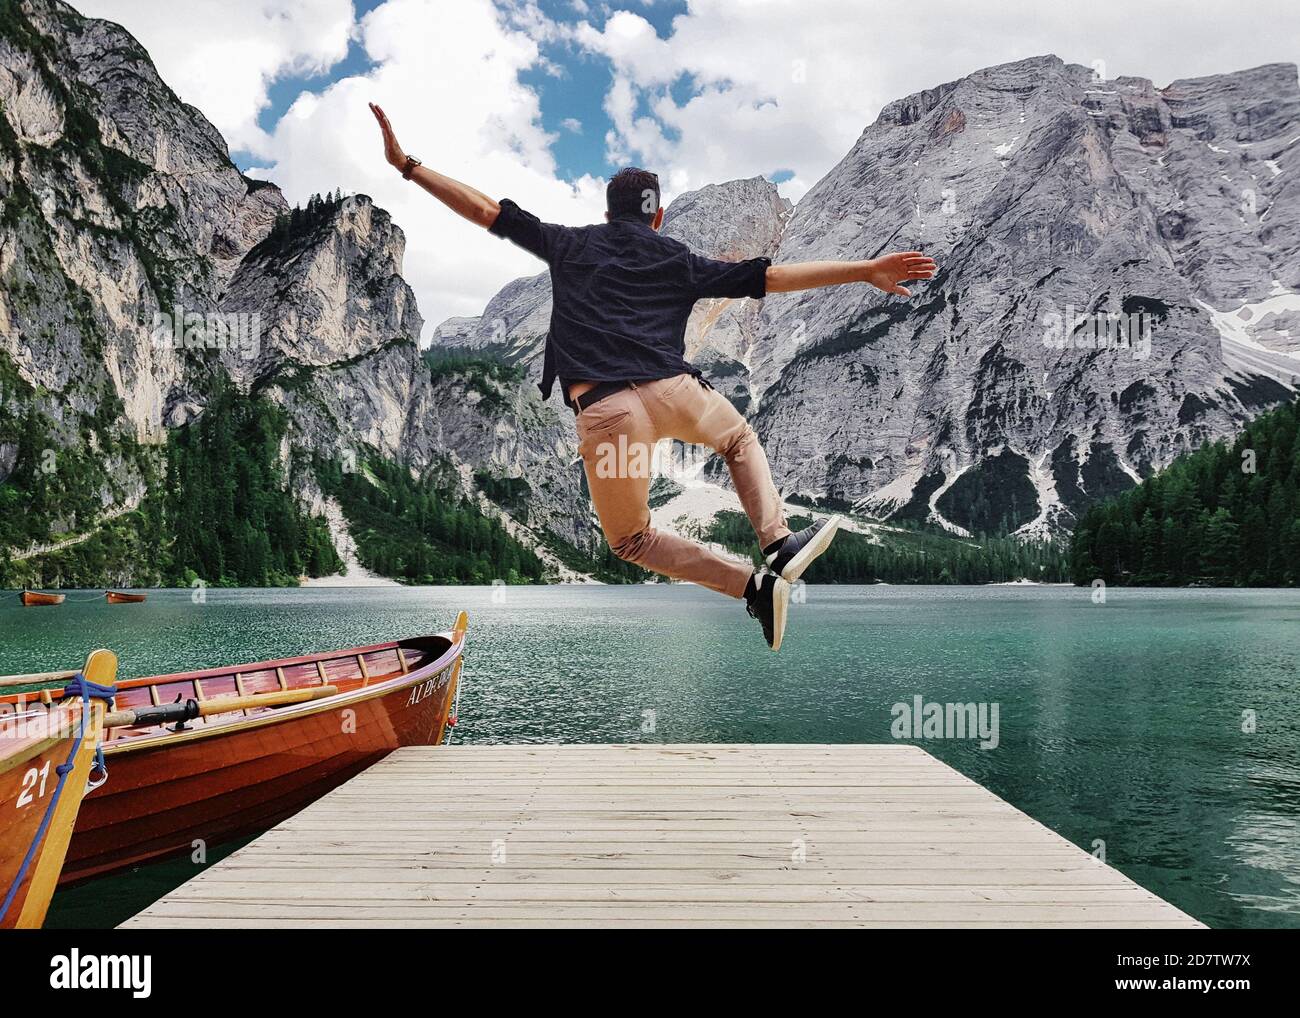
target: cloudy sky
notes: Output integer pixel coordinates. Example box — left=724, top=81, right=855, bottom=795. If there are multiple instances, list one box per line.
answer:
left=79, top=0, right=1300, bottom=335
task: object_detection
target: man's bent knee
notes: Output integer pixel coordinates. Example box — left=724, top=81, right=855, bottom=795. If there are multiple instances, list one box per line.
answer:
left=717, top=421, right=759, bottom=461
left=609, top=527, right=654, bottom=564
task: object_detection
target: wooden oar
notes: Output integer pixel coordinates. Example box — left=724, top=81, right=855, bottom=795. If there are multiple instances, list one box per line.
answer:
left=104, top=684, right=339, bottom=729
left=13, top=650, right=115, bottom=929
left=0, top=669, right=79, bottom=690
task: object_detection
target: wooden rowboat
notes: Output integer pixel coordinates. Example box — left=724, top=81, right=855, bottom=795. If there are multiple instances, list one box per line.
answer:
left=105, top=590, right=147, bottom=604
left=1, top=650, right=115, bottom=928
left=19, top=590, right=64, bottom=606
left=0, top=613, right=469, bottom=885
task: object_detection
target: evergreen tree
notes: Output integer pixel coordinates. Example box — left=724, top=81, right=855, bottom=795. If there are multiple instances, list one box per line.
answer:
left=701, top=512, right=1070, bottom=583
left=162, top=385, right=343, bottom=585
left=312, top=452, right=545, bottom=585
left=1070, top=397, right=1300, bottom=587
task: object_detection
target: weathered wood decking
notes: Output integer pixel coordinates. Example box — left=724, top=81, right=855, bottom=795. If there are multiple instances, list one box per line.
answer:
left=124, top=744, right=1204, bottom=928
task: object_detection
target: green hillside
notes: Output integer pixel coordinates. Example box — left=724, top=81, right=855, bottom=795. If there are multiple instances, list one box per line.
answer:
left=1, top=386, right=552, bottom=589
left=1069, top=398, right=1300, bottom=586
left=314, top=453, right=545, bottom=586
left=701, top=510, right=1069, bottom=584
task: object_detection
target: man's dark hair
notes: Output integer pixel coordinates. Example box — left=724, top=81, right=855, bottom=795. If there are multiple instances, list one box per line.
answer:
left=606, top=167, right=660, bottom=223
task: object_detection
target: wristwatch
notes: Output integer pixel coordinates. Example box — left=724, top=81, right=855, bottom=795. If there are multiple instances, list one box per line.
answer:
left=401, top=155, right=422, bottom=180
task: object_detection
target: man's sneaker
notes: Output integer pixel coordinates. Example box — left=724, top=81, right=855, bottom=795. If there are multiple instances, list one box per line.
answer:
left=745, top=571, right=790, bottom=652
left=765, top=515, right=843, bottom=583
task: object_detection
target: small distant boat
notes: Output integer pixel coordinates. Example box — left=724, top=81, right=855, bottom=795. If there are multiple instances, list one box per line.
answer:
left=105, top=591, right=146, bottom=604
left=19, top=590, right=64, bottom=607
left=0, top=613, right=469, bottom=885
left=1, top=650, right=115, bottom=928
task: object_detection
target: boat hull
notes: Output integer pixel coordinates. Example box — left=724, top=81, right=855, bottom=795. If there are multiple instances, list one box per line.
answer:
left=1, top=726, right=74, bottom=926
left=61, top=639, right=461, bottom=884
left=1, top=652, right=114, bottom=927
left=20, top=591, right=64, bottom=606
left=105, top=591, right=146, bottom=604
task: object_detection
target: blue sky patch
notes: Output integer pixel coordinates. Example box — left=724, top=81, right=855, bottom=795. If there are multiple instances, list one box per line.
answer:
left=231, top=0, right=706, bottom=183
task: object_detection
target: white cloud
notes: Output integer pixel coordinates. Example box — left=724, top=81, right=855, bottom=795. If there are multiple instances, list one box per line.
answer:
left=253, top=0, right=607, bottom=331
left=77, top=0, right=354, bottom=158
left=86, top=0, right=606, bottom=332
left=79, top=0, right=1300, bottom=329
left=574, top=11, right=676, bottom=84
left=571, top=0, right=1300, bottom=203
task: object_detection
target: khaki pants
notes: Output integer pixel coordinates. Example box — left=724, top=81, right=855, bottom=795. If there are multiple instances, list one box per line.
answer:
left=575, top=374, right=790, bottom=598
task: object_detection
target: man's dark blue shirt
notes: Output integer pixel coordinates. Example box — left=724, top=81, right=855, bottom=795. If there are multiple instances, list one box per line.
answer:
left=488, top=198, right=770, bottom=402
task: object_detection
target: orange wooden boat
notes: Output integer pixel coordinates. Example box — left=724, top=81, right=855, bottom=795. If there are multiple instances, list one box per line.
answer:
left=105, top=590, right=147, bottom=604
left=1, top=651, right=115, bottom=928
left=19, top=590, right=64, bottom=606
left=0, top=613, right=468, bottom=885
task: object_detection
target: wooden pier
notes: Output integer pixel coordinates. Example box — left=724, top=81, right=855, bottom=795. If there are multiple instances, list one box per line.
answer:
left=124, top=744, right=1204, bottom=929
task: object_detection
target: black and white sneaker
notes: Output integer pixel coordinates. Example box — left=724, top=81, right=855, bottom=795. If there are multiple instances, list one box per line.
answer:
left=764, top=515, right=843, bottom=583
left=745, top=571, right=790, bottom=652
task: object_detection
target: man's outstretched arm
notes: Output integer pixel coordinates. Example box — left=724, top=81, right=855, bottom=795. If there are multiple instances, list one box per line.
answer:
left=766, top=253, right=937, bottom=297
left=370, top=103, right=499, bottom=228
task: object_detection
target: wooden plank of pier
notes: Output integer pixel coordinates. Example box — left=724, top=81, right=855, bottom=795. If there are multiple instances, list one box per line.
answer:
left=123, top=744, right=1205, bottom=929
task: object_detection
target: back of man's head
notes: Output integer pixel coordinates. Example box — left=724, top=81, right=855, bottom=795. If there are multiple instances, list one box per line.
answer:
left=606, top=167, right=661, bottom=225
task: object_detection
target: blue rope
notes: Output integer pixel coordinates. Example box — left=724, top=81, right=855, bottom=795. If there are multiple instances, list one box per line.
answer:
left=61, top=675, right=118, bottom=703
left=0, top=673, right=115, bottom=925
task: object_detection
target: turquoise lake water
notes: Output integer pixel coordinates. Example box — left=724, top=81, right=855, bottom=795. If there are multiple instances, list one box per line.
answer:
left=2, top=584, right=1297, bottom=928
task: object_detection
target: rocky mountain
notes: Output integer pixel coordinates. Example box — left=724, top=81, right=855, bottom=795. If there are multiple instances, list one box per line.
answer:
left=752, top=54, right=1300, bottom=538
left=3, top=0, right=1296, bottom=589
left=0, top=0, right=295, bottom=581
left=441, top=55, right=1300, bottom=540
left=0, top=0, right=590, bottom=584
left=1, top=0, right=283, bottom=445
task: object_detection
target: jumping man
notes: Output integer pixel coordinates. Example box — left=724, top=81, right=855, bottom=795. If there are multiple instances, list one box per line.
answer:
left=371, top=103, right=936, bottom=651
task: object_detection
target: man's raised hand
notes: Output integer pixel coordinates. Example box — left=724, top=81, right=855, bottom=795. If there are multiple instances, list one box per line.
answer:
left=369, top=103, right=405, bottom=170
left=863, top=252, right=937, bottom=297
